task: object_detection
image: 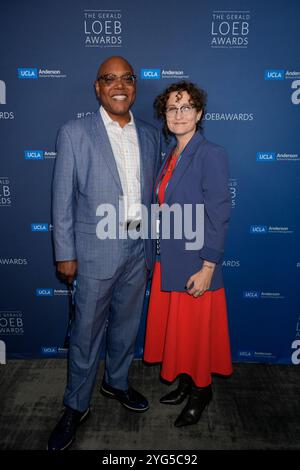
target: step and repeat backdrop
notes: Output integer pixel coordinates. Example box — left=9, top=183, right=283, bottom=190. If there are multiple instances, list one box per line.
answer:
left=0, top=0, right=299, bottom=365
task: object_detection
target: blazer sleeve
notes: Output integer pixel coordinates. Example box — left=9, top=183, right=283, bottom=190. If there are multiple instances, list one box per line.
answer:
left=198, top=146, right=231, bottom=264
left=52, top=125, right=77, bottom=262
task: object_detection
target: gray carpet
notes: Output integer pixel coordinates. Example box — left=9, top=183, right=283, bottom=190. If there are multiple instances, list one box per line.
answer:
left=0, top=359, right=299, bottom=450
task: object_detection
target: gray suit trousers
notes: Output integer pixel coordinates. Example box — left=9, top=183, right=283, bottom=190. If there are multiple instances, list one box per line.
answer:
left=63, top=236, right=147, bottom=412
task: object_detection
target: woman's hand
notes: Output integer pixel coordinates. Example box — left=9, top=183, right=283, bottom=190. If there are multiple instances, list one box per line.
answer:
left=186, top=261, right=216, bottom=297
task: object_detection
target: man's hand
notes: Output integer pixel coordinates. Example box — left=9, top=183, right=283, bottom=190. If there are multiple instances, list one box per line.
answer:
left=57, top=260, right=77, bottom=285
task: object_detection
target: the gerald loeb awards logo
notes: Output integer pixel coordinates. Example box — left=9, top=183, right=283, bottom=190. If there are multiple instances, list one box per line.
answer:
left=0, top=177, right=11, bottom=206
left=84, top=10, right=122, bottom=47
left=211, top=10, right=250, bottom=48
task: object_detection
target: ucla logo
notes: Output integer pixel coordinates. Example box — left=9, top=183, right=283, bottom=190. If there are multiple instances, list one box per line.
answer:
left=238, top=351, right=253, bottom=357
left=264, top=70, right=285, bottom=80
left=31, top=223, right=49, bottom=232
left=250, top=225, right=268, bottom=234
left=140, top=69, right=161, bottom=79
left=256, top=152, right=276, bottom=162
left=243, top=291, right=260, bottom=299
left=18, top=68, right=38, bottom=79
left=36, top=288, right=53, bottom=296
left=41, top=346, right=57, bottom=354
left=0, top=80, right=6, bottom=104
left=24, top=150, right=44, bottom=160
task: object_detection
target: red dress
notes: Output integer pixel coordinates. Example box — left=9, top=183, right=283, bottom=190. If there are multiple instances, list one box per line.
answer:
left=143, top=154, right=233, bottom=387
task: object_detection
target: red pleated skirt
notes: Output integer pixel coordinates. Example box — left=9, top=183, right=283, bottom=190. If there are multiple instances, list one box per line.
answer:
left=144, top=261, right=233, bottom=387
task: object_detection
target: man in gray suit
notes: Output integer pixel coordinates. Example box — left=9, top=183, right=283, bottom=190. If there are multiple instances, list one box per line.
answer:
left=48, top=56, right=160, bottom=451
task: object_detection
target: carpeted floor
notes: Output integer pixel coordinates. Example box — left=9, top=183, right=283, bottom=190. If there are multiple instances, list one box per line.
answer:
left=0, top=359, right=299, bottom=450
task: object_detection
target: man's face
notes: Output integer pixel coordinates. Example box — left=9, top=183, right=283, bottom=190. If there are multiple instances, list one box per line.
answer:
left=95, top=57, right=136, bottom=123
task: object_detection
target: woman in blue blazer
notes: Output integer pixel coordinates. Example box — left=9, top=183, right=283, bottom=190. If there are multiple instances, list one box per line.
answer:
left=144, top=81, right=232, bottom=427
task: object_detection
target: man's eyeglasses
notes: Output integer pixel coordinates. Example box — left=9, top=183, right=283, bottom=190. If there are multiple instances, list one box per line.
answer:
left=97, top=73, right=137, bottom=86
left=166, top=105, right=196, bottom=117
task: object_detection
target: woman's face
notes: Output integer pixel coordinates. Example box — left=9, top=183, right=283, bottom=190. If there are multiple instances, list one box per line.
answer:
left=165, top=90, right=202, bottom=140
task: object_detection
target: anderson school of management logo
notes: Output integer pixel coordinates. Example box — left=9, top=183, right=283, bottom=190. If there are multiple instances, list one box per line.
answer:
left=24, top=150, right=56, bottom=160
left=257, top=151, right=300, bottom=162
left=264, top=69, right=300, bottom=105
left=250, top=225, right=294, bottom=235
left=140, top=69, right=190, bottom=80
left=18, top=68, right=66, bottom=79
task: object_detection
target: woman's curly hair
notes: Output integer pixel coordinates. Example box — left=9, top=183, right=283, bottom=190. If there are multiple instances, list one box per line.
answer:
left=154, top=81, right=207, bottom=139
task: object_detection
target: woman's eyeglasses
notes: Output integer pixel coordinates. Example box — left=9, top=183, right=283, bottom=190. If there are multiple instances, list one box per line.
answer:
left=166, top=105, right=196, bottom=117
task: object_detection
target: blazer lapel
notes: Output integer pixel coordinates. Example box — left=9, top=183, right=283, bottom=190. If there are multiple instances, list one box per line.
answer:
left=164, top=132, right=204, bottom=203
left=153, top=140, right=174, bottom=196
left=135, top=121, right=152, bottom=202
left=91, top=112, right=123, bottom=191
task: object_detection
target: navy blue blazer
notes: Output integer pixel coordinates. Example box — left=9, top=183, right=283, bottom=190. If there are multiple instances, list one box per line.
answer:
left=157, top=131, right=231, bottom=292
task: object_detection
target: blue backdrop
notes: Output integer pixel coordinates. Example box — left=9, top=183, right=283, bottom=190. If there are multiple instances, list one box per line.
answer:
left=0, top=0, right=299, bottom=365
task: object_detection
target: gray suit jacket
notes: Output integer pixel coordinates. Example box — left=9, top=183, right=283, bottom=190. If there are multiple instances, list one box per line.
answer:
left=52, top=111, right=160, bottom=279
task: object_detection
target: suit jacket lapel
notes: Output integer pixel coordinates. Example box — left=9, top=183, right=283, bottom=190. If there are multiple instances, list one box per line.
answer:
left=135, top=120, right=152, bottom=202
left=164, top=132, right=204, bottom=203
left=91, top=112, right=123, bottom=192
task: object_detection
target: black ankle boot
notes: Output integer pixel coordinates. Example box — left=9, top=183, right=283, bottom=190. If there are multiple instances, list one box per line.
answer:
left=160, top=374, right=192, bottom=405
left=174, top=384, right=212, bottom=427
